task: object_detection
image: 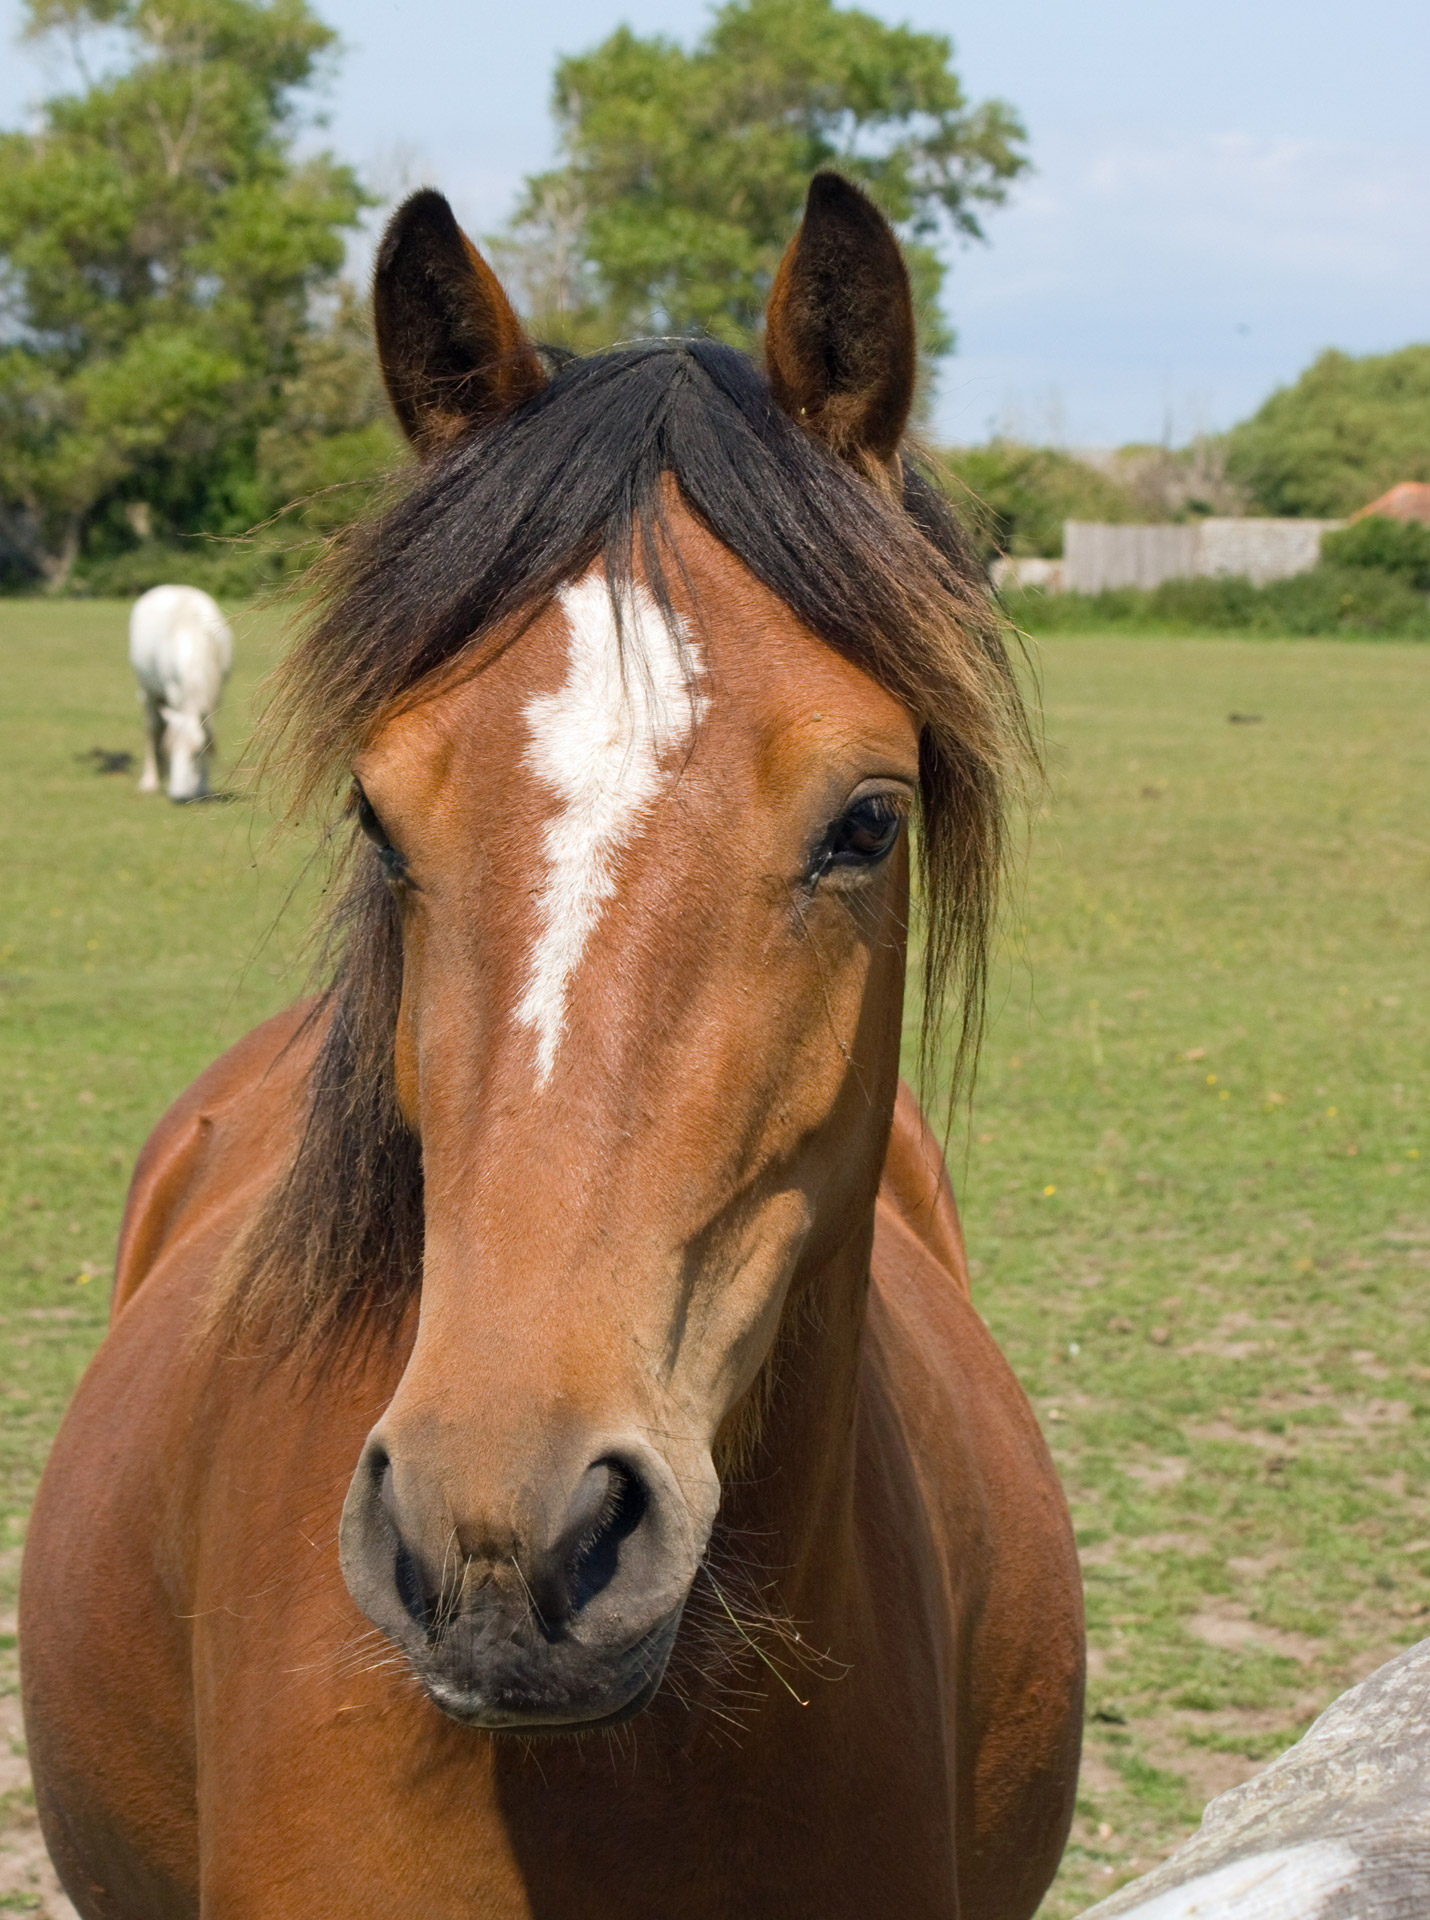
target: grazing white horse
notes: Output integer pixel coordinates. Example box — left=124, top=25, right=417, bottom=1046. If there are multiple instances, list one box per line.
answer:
left=128, top=585, right=233, bottom=801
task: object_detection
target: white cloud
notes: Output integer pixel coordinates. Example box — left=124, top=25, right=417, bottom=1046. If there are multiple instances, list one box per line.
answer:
left=939, top=125, right=1430, bottom=445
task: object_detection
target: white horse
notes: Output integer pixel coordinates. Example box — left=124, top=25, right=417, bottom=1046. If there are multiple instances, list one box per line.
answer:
left=128, top=585, right=234, bottom=801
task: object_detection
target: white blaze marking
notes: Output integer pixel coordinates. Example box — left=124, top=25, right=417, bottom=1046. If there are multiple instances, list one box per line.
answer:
left=517, top=572, right=704, bottom=1085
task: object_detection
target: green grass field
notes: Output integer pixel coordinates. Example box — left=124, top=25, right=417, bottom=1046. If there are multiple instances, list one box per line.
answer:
left=1, top=602, right=1427, bottom=1915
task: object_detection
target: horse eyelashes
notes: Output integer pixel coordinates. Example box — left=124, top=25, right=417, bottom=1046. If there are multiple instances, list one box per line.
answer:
left=812, top=795, right=906, bottom=882
left=352, top=783, right=412, bottom=885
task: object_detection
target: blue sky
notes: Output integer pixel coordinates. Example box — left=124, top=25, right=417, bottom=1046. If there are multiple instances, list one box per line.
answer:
left=3, top=0, right=1427, bottom=446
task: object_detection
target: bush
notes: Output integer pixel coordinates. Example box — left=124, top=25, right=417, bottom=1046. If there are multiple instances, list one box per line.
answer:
left=1142, top=575, right=1263, bottom=628
left=1003, top=564, right=1430, bottom=639
left=942, top=442, right=1143, bottom=561
left=68, top=538, right=289, bottom=603
left=1320, top=515, right=1430, bottom=591
left=1257, top=563, right=1430, bottom=635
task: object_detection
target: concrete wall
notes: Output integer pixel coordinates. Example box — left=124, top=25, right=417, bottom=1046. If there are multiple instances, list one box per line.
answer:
left=1197, top=517, right=1341, bottom=586
left=1061, top=518, right=1344, bottom=594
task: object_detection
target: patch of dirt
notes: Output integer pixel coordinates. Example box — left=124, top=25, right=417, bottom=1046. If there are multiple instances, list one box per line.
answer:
left=1345, top=1636, right=1425, bottom=1685
left=1186, top=1419, right=1321, bottom=1452
left=1177, top=1701, right=1319, bottom=1738
left=0, top=1714, right=30, bottom=1801
left=0, top=1627, right=76, bottom=1919
left=1161, top=1741, right=1263, bottom=1807
left=1073, top=1742, right=1125, bottom=1800
left=1368, top=1470, right=1409, bottom=1498
left=1339, top=1399, right=1410, bottom=1431
left=1123, top=1456, right=1188, bottom=1491
left=1349, top=1350, right=1392, bottom=1381
left=1081, top=1532, right=1205, bottom=1567
left=1226, top=1551, right=1286, bottom=1578
left=1187, top=1603, right=1321, bottom=1665
left=0, top=1798, right=77, bottom=1918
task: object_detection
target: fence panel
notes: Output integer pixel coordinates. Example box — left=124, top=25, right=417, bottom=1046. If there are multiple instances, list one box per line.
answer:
left=1064, top=524, right=1199, bottom=593
left=1061, top=519, right=1345, bottom=594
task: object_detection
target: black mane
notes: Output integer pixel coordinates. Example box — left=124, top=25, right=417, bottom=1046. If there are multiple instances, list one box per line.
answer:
left=225, top=338, right=1029, bottom=1355
left=278, top=340, right=996, bottom=797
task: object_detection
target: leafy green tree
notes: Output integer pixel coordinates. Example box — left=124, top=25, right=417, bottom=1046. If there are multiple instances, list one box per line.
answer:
left=255, top=286, right=401, bottom=541
left=0, top=0, right=368, bottom=587
left=497, top=0, right=1027, bottom=371
left=1226, top=345, right=1430, bottom=520
left=944, top=437, right=1250, bottom=561
left=71, top=286, right=403, bottom=599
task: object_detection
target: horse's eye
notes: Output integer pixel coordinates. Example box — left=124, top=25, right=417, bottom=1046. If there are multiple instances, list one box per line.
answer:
left=820, top=794, right=906, bottom=874
left=351, top=783, right=409, bottom=881
left=355, top=788, right=388, bottom=848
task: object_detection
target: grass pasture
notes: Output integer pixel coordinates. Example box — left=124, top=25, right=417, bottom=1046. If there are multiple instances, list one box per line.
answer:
left=1, top=604, right=1427, bottom=1915
left=959, top=637, right=1429, bottom=1911
left=0, top=597, right=314, bottom=1910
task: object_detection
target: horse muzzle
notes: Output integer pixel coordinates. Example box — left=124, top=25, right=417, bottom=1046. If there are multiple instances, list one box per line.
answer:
left=338, top=1432, right=706, bottom=1730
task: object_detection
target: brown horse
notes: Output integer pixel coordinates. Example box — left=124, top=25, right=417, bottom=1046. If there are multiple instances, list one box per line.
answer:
left=21, top=174, right=1083, bottom=1918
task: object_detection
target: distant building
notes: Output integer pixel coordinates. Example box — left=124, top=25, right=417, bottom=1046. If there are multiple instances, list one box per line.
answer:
left=1353, top=482, right=1430, bottom=526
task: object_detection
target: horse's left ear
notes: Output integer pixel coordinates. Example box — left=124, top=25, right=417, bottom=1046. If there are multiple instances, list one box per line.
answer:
left=764, top=172, right=916, bottom=469
left=374, top=189, right=546, bottom=456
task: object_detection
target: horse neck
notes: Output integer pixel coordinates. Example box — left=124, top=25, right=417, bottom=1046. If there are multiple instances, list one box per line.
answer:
left=711, top=1173, right=882, bottom=1631
left=706, top=897, right=912, bottom=1636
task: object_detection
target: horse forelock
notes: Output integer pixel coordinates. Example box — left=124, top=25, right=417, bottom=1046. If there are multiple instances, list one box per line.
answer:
left=222, top=338, right=1033, bottom=1359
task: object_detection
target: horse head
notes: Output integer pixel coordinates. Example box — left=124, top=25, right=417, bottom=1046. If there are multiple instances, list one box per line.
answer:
left=160, top=704, right=212, bottom=801
left=247, top=179, right=1014, bottom=1733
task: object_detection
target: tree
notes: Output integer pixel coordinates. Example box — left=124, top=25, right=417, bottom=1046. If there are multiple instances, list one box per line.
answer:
left=943, top=442, right=1144, bottom=561
left=943, top=437, right=1250, bottom=562
left=254, top=285, right=400, bottom=543
left=0, top=0, right=368, bottom=587
left=497, top=0, right=1027, bottom=374
left=1225, top=346, right=1430, bottom=520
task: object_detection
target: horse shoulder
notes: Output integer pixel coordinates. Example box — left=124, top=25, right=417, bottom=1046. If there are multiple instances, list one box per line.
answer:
left=111, top=1000, right=324, bottom=1319
left=24, top=1002, right=336, bottom=1917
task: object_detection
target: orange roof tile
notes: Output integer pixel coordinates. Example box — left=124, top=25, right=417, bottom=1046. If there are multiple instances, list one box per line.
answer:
left=1353, top=482, right=1430, bottom=526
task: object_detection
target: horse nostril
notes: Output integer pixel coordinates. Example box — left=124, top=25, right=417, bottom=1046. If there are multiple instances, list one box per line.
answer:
left=376, top=1456, right=433, bottom=1632
left=566, top=1459, right=648, bottom=1616
left=394, top=1540, right=432, bottom=1631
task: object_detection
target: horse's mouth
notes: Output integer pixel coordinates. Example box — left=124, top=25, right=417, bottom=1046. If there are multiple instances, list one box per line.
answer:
left=412, top=1609, right=683, bottom=1733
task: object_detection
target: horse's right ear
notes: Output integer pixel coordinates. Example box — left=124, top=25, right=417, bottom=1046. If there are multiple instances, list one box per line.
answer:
left=374, top=190, right=545, bottom=456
